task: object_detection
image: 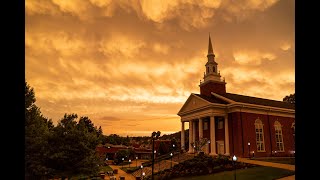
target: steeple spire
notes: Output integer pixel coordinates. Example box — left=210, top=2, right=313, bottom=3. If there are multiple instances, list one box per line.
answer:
left=208, top=33, right=214, bottom=56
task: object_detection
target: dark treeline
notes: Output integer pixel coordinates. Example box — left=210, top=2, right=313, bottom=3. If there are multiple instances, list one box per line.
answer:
left=25, top=82, right=105, bottom=179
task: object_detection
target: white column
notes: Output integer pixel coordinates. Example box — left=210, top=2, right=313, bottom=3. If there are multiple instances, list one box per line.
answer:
left=199, top=118, right=203, bottom=152
left=188, top=120, right=193, bottom=153
left=210, top=116, right=217, bottom=155
left=224, top=114, right=230, bottom=155
left=181, top=121, right=185, bottom=151
left=192, top=120, right=196, bottom=145
left=199, top=118, right=203, bottom=139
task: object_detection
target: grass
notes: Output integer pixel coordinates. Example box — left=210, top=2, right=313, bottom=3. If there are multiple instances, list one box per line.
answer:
left=252, top=157, right=295, bottom=165
left=68, top=166, right=113, bottom=180
left=100, top=165, right=113, bottom=172
left=172, top=166, right=295, bottom=180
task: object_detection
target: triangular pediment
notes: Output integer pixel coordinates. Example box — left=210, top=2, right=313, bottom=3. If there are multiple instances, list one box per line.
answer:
left=178, top=93, right=212, bottom=115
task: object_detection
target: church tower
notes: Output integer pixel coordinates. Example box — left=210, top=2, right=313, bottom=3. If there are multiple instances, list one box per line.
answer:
left=199, top=34, right=226, bottom=96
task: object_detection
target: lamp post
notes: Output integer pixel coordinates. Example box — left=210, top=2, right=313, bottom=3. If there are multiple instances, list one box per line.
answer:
left=232, top=155, right=237, bottom=180
left=193, top=145, right=196, bottom=157
left=136, top=156, right=138, bottom=167
left=140, top=165, right=143, bottom=179
left=208, top=140, right=210, bottom=154
left=248, top=142, right=251, bottom=158
left=122, top=157, right=124, bottom=169
left=173, top=144, right=178, bottom=161
left=151, top=131, right=161, bottom=180
left=142, top=172, right=145, bottom=180
left=252, top=151, right=255, bottom=158
left=129, top=159, right=131, bottom=168
left=170, top=152, right=173, bottom=168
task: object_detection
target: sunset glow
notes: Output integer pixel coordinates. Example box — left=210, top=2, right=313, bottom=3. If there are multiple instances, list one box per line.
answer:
left=26, top=0, right=294, bottom=136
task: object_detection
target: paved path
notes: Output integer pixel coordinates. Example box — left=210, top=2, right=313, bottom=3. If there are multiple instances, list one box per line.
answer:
left=237, top=158, right=295, bottom=171
left=276, top=175, right=295, bottom=180
left=237, top=158, right=295, bottom=180
left=108, top=164, right=136, bottom=180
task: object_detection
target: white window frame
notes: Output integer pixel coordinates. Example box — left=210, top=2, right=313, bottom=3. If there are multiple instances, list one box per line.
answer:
left=274, top=121, right=285, bottom=152
left=255, top=118, right=265, bottom=152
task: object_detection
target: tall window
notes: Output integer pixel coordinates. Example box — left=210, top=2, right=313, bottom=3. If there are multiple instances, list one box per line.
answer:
left=204, top=121, right=208, bottom=130
left=218, top=119, right=223, bottom=129
left=207, top=67, right=209, bottom=73
left=274, top=121, right=284, bottom=152
left=255, top=119, right=265, bottom=152
left=212, top=66, right=216, bottom=73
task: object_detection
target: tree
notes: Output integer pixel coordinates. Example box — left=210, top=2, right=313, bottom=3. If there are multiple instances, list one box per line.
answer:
left=47, top=114, right=101, bottom=177
left=283, top=93, right=295, bottom=104
left=115, top=149, right=129, bottom=164
left=190, top=138, right=209, bottom=154
left=25, top=81, right=52, bottom=179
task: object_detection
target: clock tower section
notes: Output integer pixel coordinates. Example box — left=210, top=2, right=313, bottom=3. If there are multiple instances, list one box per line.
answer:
left=199, top=34, right=226, bottom=96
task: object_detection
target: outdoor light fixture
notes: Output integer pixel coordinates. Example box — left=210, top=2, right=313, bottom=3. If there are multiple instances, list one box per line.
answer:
left=136, top=156, right=138, bottom=167
left=247, top=142, right=251, bottom=158
left=151, top=131, right=160, bottom=180
left=140, top=165, right=144, bottom=178
left=232, top=155, right=237, bottom=180
left=170, top=152, right=173, bottom=168
left=129, top=159, right=131, bottom=168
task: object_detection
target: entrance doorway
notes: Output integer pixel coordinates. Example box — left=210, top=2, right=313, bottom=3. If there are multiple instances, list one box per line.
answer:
left=216, top=141, right=225, bottom=154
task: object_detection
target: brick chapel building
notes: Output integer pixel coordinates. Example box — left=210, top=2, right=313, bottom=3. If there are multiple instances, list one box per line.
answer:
left=177, top=35, right=295, bottom=158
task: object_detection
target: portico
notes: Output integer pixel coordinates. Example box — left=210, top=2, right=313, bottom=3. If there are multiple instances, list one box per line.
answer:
left=178, top=93, right=230, bottom=156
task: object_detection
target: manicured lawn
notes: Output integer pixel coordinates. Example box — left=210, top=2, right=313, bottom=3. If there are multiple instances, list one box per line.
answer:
left=172, top=166, right=295, bottom=180
left=252, top=157, right=295, bottom=165
left=100, top=165, right=113, bottom=172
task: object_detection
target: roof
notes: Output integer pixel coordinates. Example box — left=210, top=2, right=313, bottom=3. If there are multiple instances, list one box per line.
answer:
left=224, top=93, right=295, bottom=110
left=194, top=93, right=295, bottom=110
left=194, top=94, right=229, bottom=104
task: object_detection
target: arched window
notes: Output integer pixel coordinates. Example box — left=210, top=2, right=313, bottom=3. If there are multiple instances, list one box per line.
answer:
left=274, top=121, right=284, bottom=152
left=207, top=67, right=209, bottom=73
left=255, top=119, right=265, bottom=152
left=212, top=66, right=216, bottom=73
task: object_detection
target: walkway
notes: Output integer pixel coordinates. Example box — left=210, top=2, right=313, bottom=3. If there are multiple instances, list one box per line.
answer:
left=108, top=164, right=136, bottom=180
left=237, top=158, right=295, bottom=171
left=237, top=158, right=295, bottom=180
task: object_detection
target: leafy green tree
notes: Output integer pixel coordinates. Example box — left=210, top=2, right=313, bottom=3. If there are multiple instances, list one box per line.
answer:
left=283, top=93, right=295, bottom=104
left=115, top=149, right=129, bottom=163
left=47, top=114, right=101, bottom=178
left=25, top=81, right=52, bottom=179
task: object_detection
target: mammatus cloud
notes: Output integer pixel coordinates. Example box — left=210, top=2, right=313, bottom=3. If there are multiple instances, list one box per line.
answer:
left=233, top=50, right=276, bottom=65
left=26, top=0, right=293, bottom=136
left=26, top=0, right=279, bottom=30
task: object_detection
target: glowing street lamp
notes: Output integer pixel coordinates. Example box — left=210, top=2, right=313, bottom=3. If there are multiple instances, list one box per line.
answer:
left=142, top=172, right=145, bottom=179
left=170, top=152, right=173, bottom=168
left=232, top=155, right=237, bottom=180
left=248, top=142, right=251, bottom=158
left=136, top=156, right=138, bottom=167
left=129, top=159, right=131, bottom=168
left=140, top=165, right=143, bottom=178
left=122, top=157, right=124, bottom=169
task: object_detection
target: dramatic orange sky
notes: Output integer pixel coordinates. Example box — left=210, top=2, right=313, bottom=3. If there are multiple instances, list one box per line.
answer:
left=25, top=0, right=295, bottom=137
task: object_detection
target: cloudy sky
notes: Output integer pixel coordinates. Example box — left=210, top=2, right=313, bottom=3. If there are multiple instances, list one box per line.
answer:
left=26, top=0, right=295, bottom=137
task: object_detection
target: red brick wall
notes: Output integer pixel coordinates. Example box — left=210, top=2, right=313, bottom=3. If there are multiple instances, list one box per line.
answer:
left=229, top=111, right=295, bottom=158
left=215, top=117, right=225, bottom=141
left=200, top=81, right=226, bottom=96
